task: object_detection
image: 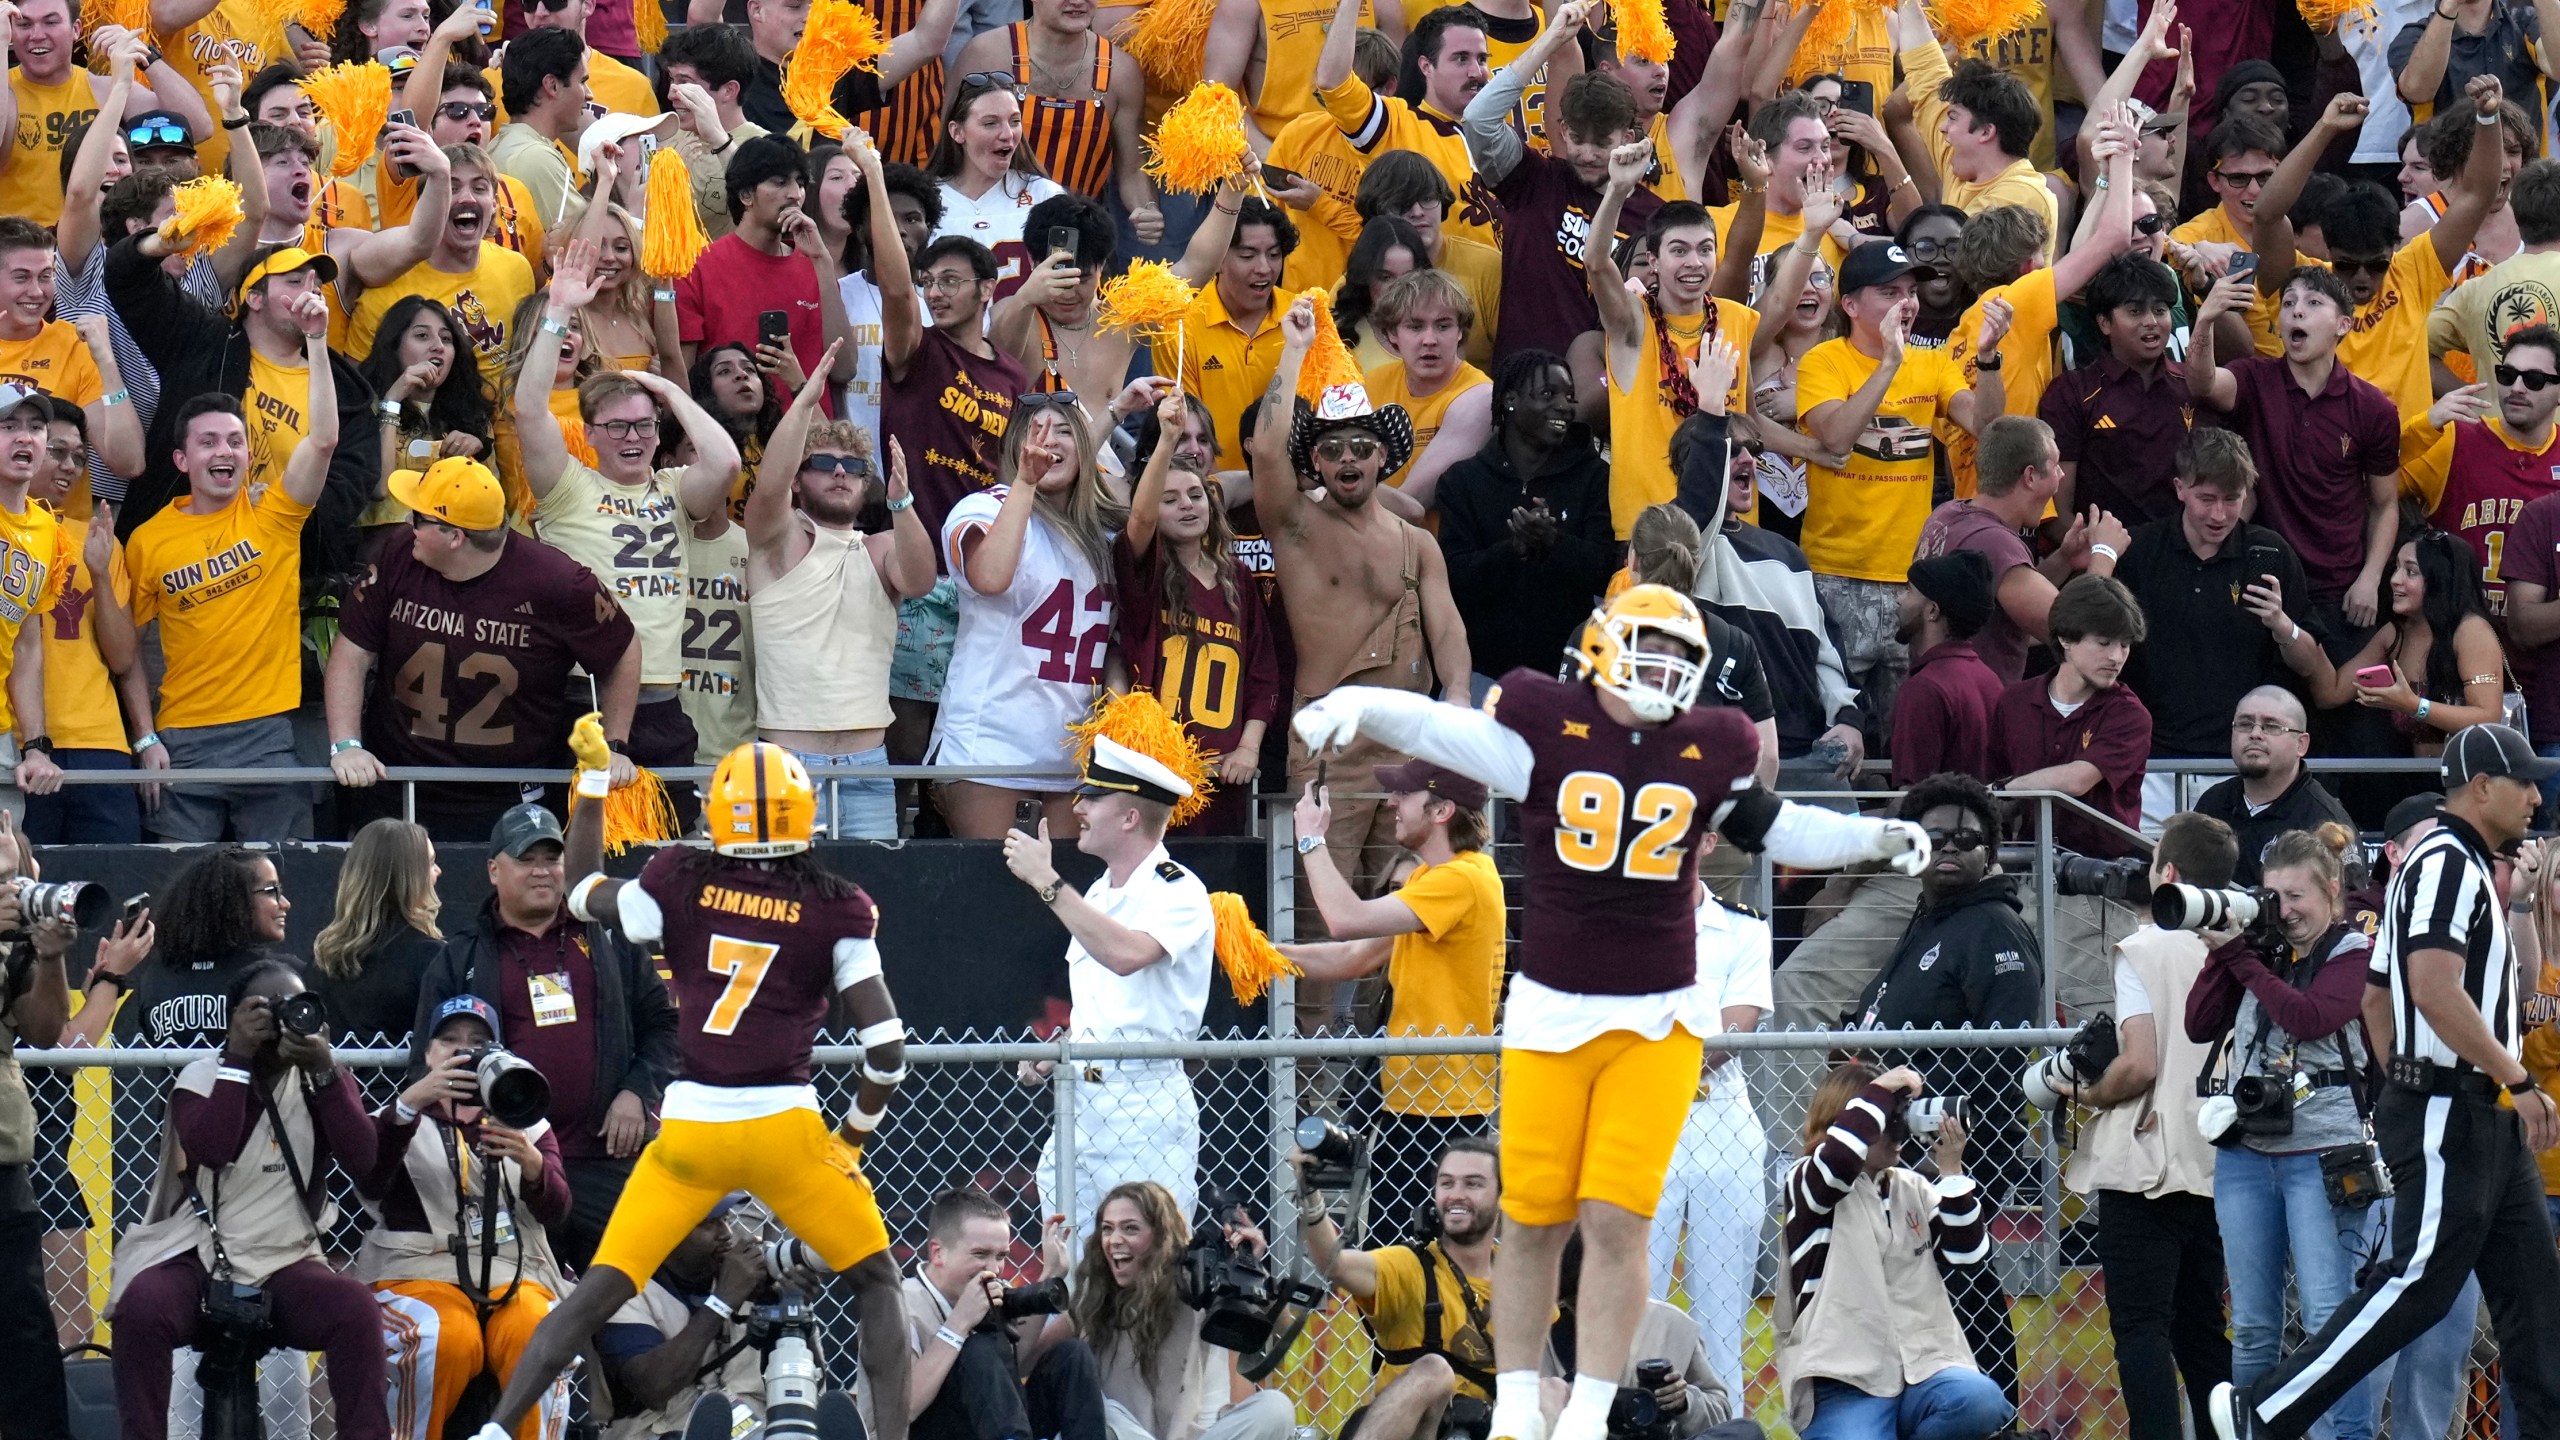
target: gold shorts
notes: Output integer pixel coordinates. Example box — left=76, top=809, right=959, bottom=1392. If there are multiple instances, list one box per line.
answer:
left=588, top=1108, right=890, bottom=1284
left=1498, top=1028, right=1704, bottom=1227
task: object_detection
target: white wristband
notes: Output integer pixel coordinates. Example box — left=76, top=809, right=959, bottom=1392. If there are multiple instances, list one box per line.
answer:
left=568, top=873, right=611, bottom=923
left=703, top=1294, right=736, bottom=1321
left=2088, top=543, right=2119, bottom=562
left=576, top=767, right=612, bottom=799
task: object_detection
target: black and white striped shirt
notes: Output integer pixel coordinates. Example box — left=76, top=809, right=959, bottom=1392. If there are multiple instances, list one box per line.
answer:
left=2383, top=813, right=2516, bottom=1072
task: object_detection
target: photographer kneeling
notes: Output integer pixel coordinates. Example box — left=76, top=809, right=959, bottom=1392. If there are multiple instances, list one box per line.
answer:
left=2179, top=824, right=2381, bottom=1440
left=1046, top=1181, right=1294, bottom=1440
left=364, top=996, right=573, bottom=1439
left=1774, top=1062, right=2011, bottom=1440
left=1297, top=1137, right=1501, bottom=1440
left=107, top=961, right=389, bottom=1440
left=899, top=1189, right=1105, bottom=1440
left=1537, top=1231, right=1750, bottom=1440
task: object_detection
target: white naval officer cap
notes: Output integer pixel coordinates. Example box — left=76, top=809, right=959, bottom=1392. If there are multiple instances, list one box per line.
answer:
left=1078, top=734, right=1196, bottom=806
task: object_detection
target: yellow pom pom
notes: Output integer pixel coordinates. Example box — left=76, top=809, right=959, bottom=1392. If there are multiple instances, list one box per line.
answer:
left=292, top=0, right=349, bottom=39
left=303, top=61, right=392, bottom=179
left=1067, top=689, right=1215, bottom=828
left=1096, top=260, right=1198, bottom=340
left=2297, top=0, right=2376, bottom=30
left=642, top=147, right=711, bottom=279
left=1210, top=892, right=1300, bottom=1005
left=1144, top=82, right=1253, bottom=197
left=636, top=0, right=668, bottom=53
left=562, top=416, right=599, bottom=471
left=1115, top=0, right=1216, bottom=92
left=1293, top=288, right=1363, bottom=401
left=1929, top=0, right=2042, bottom=44
left=158, top=176, right=245, bottom=266
left=785, top=0, right=888, bottom=140
left=1612, top=0, right=1674, bottom=64
left=600, top=767, right=681, bottom=856
left=78, top=0, right=151, bottom=41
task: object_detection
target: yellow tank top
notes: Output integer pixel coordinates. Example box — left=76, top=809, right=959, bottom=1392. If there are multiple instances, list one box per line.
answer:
left=1366, top=357, right=1490, bottom=493
left=1646, top=110, right=1687, bottom=202
left=0, top=70, right=96, bottom=225
left=1254, top=0, right=1375, bottom=137
left=1605, top=299, right=1756, bottom=537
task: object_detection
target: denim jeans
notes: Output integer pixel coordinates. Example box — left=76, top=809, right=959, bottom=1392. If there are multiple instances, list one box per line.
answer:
left=2378, top=1194, right=2481, bottom=1440
left=1800, top=1370, right=2015, bottom=1440
left=2214, top=1147, right=2381, bottom=1440
left=795, top=745, right=897, bottom=840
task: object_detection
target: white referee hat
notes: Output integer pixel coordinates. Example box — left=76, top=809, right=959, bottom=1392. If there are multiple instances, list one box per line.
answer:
left=1079, top=734, right=1195, bottom=807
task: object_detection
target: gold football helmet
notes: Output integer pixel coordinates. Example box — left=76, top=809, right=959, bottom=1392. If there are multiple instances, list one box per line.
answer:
left=1571, top=584, right=1710, bottom=721
left=706, top=742, right=817, bottom=857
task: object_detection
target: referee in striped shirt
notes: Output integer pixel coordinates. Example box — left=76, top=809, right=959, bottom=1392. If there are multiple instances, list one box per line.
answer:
left=2212, top=724, right=2560, bottom=1440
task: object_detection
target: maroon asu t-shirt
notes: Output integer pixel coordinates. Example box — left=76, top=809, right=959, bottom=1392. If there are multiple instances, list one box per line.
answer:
left=1492, top=669, right=1761, bottom=996
left=640, top=849, right=881, bottom=1088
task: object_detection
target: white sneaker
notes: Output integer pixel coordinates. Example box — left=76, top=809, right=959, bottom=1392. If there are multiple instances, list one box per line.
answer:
left=2208, top=1382, right=2251, bottom=1440
left=1489, top=1398, right=1549, bottom=1440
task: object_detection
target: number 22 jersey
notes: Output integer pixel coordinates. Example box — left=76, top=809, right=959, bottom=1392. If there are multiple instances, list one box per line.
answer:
left=930, top=490, right=1115, bottom=782
left=640, top=848, right=880, bottom=1093
left=1493, top=669, right=1761, bottom=999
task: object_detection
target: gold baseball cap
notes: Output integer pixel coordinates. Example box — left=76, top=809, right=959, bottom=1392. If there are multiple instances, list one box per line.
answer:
left=235, top=244, right=340, bottom=308
left=389, top=455, right=506, bottom=531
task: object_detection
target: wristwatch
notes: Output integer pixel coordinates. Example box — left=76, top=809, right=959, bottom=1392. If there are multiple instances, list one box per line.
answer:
left=20, top=736, right=53, bottom=756
left=1973, top=352, right=2004, bottom=372
left=1296, top=834, right=1326, bottom=855
left=1037, top=880, right=1062, bottom=905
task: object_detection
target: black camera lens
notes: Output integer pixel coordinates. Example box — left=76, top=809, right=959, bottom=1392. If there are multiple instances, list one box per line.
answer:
left=997, top=1275, right=1070, bottom=1320
left=274, top=992, right=328, bottom=1038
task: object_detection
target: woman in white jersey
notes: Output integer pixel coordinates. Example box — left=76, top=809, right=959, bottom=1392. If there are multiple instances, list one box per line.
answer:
left=927, top=73, right=1065, bottom=298
left=931, top=394, right=1124, bottom=837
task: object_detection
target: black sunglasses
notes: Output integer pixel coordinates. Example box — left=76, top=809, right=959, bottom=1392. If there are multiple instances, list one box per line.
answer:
left=801, top=453, right=873, bottom=476
left=1017, top=389, right=1080, bottom=408
left=2132, top=212, right=2165, bottom=236
left=2499, top=364, right=2560, bottom=391
left=2330, top=255, right=2393, bottom=278
left=437, top=100, right=498, bottom=122
left=1924, top=827, right=1992, bottom=854
left=957, top=70, right=1027, bottom=99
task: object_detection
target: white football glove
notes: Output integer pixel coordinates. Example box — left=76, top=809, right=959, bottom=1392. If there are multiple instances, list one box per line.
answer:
left=1292, top=690, right=1367, bottom=755
left=1879, top=819, right=1932, bottom=877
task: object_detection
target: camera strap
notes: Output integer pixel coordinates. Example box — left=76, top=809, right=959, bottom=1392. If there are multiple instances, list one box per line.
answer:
left=255, top=1077, right=324, bottom=1229
left=1370, top=1242, right=1497, bottom=1394
left=437, top=1120, right=525, bottom=1316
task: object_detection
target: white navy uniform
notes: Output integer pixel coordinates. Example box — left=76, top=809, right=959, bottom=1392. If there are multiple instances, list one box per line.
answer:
left=1039, top=843, right=1216, bottom=1228
left=1653, top=890, right=1774, bottom=1394
left=929, top=490, right=1115, bottom=790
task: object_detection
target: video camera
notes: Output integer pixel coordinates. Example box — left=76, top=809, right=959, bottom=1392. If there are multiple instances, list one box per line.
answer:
left=2152, top=883, right=2284, bottom=946
left=2055, top=854, right=2150, bottom=903
left=2021, top=1014, right=2120, bottom=1111
left=1178, top=1193, right=1328, bottom=1368
left=1606, top=1359, right=1680, bottom=1440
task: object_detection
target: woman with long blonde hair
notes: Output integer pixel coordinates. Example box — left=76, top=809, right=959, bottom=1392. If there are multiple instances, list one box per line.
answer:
left=494, top=288, right=600, bottom=519
left=929, top=394, right=1125, bottom=838
left=310, top=818, right=444, bottom=1043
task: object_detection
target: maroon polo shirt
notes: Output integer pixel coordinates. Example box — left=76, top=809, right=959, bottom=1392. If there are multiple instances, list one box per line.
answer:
left=2219, top=355, right=2401, bottom=609
left=2039, top=352, right=2193, bottom=527
left=494, top=914, right=605, bottom=1159
left=1891, top=639, right=2007, bottom=786
left=1914, top=500, right=2040, bottom=683
left=1989, top=675, right=2153, bottom=859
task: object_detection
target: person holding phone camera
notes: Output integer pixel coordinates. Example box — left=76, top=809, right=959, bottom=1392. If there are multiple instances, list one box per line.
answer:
left=2181, top=823, right=2383, bottom=1440
left=1773, top=1061, right=2010, bottom=1440
left=106, top=960, right=389, bottom=1440
left=364, top=995, right=575, bottom=1440
left=886, top=1190, right=1105, bottom=1440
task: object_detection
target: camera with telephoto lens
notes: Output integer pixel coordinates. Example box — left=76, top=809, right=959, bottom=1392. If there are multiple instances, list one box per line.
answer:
left=8, top=876, right=108, bottom=932
left=2152, top=883, right=2284, bottom=945
left=740, top=1282, right=829, bottom=1439
left=1295, top=1115, right=1369, bottom=1191
left=2021, top=1014, right=2121, bottom=1111
left=2055, top=854, right=2152, bottom=902
left=1606, top=1359, right=1680, bottom=1440
left=197, top=1278, right=273, bottom=1440
left=1177, top=1193, right=1330, bottom=1357
left=1900, top=1094, right=1969, bottom=1139
left=274, top=991, right=329, bottom=1039
left=455, top=1045, right=550, bottom=1129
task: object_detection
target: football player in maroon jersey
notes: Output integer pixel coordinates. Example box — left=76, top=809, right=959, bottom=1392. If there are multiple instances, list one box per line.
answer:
left=475, top=730, right=913, bottom=1440
left=1294, top=575, right=1928, bottom=1440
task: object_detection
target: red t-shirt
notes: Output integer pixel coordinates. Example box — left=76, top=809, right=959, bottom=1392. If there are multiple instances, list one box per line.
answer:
left=1988, top=677, right=2153, bottom=859
left=1111, top=533, right=1283, bottom=758
left=495, top=917, right=603, bottom=1157
left=639, top=849, right=879, bottom=1089
left=882, top=327, right=1029, bottom=572
left=674, top=235, right=830, bottom=409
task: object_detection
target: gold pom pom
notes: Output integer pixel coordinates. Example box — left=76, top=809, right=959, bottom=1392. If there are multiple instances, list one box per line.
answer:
left=1929, top=0, right=2042, bottom=44
left=2297, top=0, right=2377, bottom=30
left=303, top=61, right=392, bottom=179
left=785, top=0, right=889, bottom=140
left=1210, top=892, right=1300, bottom=1004
left=642, top=147, right=711, bottom=279
left=158, top=176, right=245, bottom=265
left=636, top=0, right=667, bottom=53
left=1613, top=0, right=1674, bottom=63
left=77, top=0, right=150, bottom=42
left=1096, top=260, right=1198, bottom=340
left=1115, top=0, right=1216, bottom=92
left=1067, top=689, right=1214, bottom=828
left=1144, top=82, right=1253, bottom=196
left=563, top=416, right=599, bottom=470
left=600, top=767, right=681, bottom=856
left=1293, top=288, right=1363, bottom=401
left=292, top=0, right=350, bottom=38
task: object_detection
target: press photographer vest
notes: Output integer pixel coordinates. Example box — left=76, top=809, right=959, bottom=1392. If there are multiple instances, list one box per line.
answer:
left=2067, top=927, right=2218, bottom=1200
left=1772, top=1167, right=1974, bottom=1431
left=108, top=1056, right=332, bottom=1310
left=357, top=1112, right=566, bottom=1298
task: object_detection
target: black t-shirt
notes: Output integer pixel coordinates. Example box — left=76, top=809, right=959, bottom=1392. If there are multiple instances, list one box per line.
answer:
left=311, top=929, right=442, bottom=1046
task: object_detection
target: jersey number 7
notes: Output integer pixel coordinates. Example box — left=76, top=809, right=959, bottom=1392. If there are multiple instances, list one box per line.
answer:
left=1555, top=771, right=1698, bottom=880
left=704, top=934, right=782, bottom=1036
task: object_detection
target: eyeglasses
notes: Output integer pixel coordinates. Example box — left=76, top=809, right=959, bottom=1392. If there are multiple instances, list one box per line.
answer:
left=1017, top=389, right=1080, bottom=409
left=801, top=453, right=872, bottom=476
left=437, top=101, right=498, bottom=123
left=2231, top=718, right=2306, bottom=736
left=594, top=417, right=660, bottom=439
left=1903, top=235, right=1952, bottom=259
left=2331, top=255, right=2393, bottom=278
left=956, top=70, right=1027, bottom=98
left=918, top=270, right=982, bottom=293
left=409, top=511, right=460, bottom=532
left=252, top=884, right=286, bottom=898
left=1923, top=827, right=1991, bottom=853
left=1313, top=434, right=1383, bottom=462
left=2214, top=168, right=2276, bottom=190
left=125, top=121, right=189, bottom=149
left=2132, top=212, right=2166, bottom=236
left=2498, top=364, right=2560, bottom=391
